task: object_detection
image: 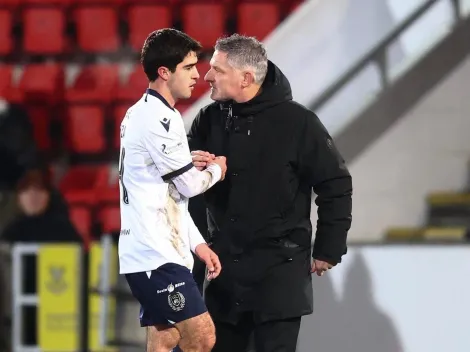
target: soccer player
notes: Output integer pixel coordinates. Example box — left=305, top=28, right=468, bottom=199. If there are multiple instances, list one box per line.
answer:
left=118, top=29, right=227, bottom=352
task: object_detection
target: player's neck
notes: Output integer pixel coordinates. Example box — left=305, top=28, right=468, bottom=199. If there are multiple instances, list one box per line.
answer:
left=148, top=81, right=176, bottom=108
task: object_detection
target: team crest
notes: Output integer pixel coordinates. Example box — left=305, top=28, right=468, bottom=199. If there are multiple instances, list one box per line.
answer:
left=46, top=266, right=67, bottom=294
left=168, top=289, right=185, bottom=312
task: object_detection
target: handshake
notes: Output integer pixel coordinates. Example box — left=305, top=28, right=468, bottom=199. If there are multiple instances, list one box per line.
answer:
left=191, top=150, right=227, bottom=181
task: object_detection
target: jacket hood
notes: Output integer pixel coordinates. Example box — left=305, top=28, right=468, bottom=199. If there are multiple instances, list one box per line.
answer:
left=221, top=61, right=293, bottom=116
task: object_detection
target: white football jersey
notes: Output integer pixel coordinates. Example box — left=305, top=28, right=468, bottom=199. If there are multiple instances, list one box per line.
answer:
left=118, top=89, right=222, bottom=274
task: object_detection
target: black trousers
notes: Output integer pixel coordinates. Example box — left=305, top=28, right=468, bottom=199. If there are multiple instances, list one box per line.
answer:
left=212, top=313, right=302, bottom=352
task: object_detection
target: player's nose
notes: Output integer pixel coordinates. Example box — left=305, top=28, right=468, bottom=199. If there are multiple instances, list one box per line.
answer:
left=193, top=68, right=200, bottom=80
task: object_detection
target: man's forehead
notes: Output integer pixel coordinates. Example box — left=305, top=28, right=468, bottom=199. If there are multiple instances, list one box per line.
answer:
left=210, top=51, right=229, bottom=67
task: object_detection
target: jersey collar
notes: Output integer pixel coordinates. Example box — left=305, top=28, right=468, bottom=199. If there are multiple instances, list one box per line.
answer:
left=145, top=88, right=175, bottom=111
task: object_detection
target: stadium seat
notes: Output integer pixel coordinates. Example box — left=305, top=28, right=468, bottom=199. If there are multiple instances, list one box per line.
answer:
left=17, top=63, right=64, bottom=103
left=127, top=4, right=172, bottom=52
left=74, top=6, right=119, bottom=53
left=66, top=64, right=119, bottom=103
left=60, top=165, right=103, bottom=204
left=192, top=59, right=210, bottom=100
left=0, top=10, right=13, bottom=55
left=112, top=104, right=127, bottom=149
left=26, top=105, right=52, bottom=151
left=98, top=204, right=120, bottom=233
left=181, top=3, right=225, bottom=49
left=22, top=7, right=66, bottom=54
left=237, top=2, right=280, bottom=40
left=65, top=105, right=106, bottom=154
left=69, top=205, right=92, bottom=244
left=117, top=65, right=148, bottom=102
left=0, top=65, right=13, bottom=99
left=0, top=0, right=21, bottom=7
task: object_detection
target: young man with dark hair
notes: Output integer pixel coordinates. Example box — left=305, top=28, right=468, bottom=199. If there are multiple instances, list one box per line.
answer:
left=118, top=29, right=227, bottom=352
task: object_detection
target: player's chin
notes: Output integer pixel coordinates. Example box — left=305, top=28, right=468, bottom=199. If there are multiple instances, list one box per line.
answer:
left=181, top=90, right=192, bottom=100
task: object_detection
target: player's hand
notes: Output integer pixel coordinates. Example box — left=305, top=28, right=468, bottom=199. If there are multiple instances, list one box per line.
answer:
left=311, top=259, right=333, bottom=276
left=191, top=150, right=215, bottom=170
left=195, top=243, right=222, bottom=281
left=208, top=156, right=227, bottom=181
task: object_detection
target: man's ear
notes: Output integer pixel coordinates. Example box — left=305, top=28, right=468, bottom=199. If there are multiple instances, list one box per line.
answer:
left=157, top=67, right=171, bottom=81
left=241, top=71, right=256, bottom=88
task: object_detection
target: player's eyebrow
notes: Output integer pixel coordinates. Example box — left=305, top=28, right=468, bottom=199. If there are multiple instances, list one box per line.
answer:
left=183, top=63, right=197, bottom=69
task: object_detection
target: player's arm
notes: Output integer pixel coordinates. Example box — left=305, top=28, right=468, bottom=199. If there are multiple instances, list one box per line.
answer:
left=187, top=213, right=206, bottom=252
left=144, top=117, right=224, bottom=198
left=187, top=212, right=221, bottom=280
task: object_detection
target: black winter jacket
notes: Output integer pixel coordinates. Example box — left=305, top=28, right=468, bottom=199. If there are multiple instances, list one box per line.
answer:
left=188, top=61, right=352, bottom=324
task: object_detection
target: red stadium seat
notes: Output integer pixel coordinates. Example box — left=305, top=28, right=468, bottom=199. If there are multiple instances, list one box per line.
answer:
left=0, top=10, right=13, bottom=55
left=98, top=204, right=120, bottom=233
left=66, top=64, right=119, bottom=103
left=69, top=205, right=92, bottom=244
left=26, top=105, right=52, bottom=151
left=74, top=6, right=119, bottom=53
left=0, top=65, right=13, bottom=99
left=94, top=165, right=120, bottom=233
left=17, top=63, right=64, bottom=103
left=22, top=7, right=66, bottom=54
left=127, top=4, right=172, bottom=52
left=60, top=165, right=103, bottom=204
left=112, top=104, right=128, bottom=149
left=0, top=0, right=21, bottom=7
left=117, top=65, right=148, bottom=102
left=181, top=3, right=225, bottom=49
left=237, top=2, right=280, bottom=40
left=65, top=105, right=106, bottom=154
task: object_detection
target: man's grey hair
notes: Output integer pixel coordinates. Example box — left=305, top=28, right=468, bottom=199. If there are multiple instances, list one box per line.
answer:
left=215, top=34, right=268, bottom=85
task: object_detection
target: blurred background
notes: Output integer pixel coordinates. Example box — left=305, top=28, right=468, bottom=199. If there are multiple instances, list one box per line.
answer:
left=1, top=0, right=470, bottom=351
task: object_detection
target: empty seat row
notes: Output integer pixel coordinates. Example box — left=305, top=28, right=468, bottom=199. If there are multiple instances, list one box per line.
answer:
left=0, top=63, right=202, bottom=153
left=0, top=2, right=290, bottom=55
left=0, top=61, right=211, bottom=104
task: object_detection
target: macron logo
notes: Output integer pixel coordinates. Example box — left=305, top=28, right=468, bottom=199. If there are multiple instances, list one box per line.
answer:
left=160, top=117, right=171, bottom=132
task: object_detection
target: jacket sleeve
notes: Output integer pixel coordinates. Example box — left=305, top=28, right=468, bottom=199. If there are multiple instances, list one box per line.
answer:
left=299, top=112, right=352, bottom=265
left=187, top=109, right=208, bottom=152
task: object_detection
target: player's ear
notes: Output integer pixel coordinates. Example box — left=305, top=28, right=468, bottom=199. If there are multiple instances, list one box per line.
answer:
left=241, top=71, right=255, bottom=88
left=157, top=66, right=171, bottom=81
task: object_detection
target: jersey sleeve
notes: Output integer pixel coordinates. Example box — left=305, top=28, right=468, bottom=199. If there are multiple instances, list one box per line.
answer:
left=187, top=214, right=206, bottom=253
left=144, top=115, right=222, bottom=198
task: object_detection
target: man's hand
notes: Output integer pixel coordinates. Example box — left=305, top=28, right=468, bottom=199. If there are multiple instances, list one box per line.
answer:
left=191, top=150, right=215, bottom=170
left=311, top=259, right=333, bottom=276
left=208, top=156, right=227, bottom=181
left=195, top=243, right=222, bottom=281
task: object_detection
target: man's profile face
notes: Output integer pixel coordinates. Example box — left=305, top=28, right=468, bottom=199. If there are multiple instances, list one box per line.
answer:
left=205, top=50, right=243, bottom=102
left=167, top=51, right=200, bottom=100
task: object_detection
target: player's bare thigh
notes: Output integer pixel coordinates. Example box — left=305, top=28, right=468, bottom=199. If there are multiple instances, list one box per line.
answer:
left=175, top=311, right=216, bottom=352
left=147, top=324, right=180, bottom=352
left=147, top=312, right=215, bottom=352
